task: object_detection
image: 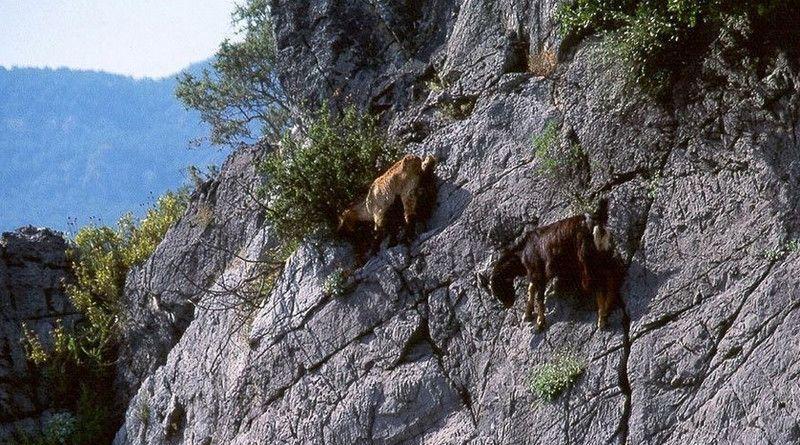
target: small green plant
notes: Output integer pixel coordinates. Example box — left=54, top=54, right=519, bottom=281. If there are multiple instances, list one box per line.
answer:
left=45, top=412, right=77, bottom=445
left=425, top=79, right=443, bottom=93
left=21, top=323, right=48, bottom=366
left=763, top=238, right=800, bottom=261
left=533, top=122, right=586, bottom=179
left=424, top=73, right=447, bottom=93
left=439, top=100, right=474, bottom=120
left=532, top=121, right=594, bottom=212
left=528, top=353, right=586, bottom=402
left=532, top=121, right=559, bottom=159
left=260, top=105, right=400, bottom=247
left=646, top=172, right=662, bottom=199
left=323, top=268, right=349, bottom=298
left=135, top=399, right=151, bottom=427
left=9, top=411, right=77, bottom=445
left=763, top=247, right=782, bottom=261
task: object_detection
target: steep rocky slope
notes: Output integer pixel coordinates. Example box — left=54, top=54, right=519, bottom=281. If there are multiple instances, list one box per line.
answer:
left=0, top=228, right=75, bottom=438
left=114, top=1, right=800, bottom=444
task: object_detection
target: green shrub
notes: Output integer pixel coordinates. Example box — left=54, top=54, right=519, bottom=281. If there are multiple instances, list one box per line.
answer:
left=532, top=121, right=594, bottom=213
left=645, top=173, right=663, bottom=200
left=260, top=105, right=400, bottom=246
left=19, top=189, right=188, bottom=445
left=439, top=97, right=476, bottom=120
left=59, top=189, right=188, bottom=366
left=556, top=0, right=792, bottom=94
left=44, top=412, right=77, bottom=445
left=532, top=120, right=561, bottom=176
left=529, top=353, right=586, bottom=402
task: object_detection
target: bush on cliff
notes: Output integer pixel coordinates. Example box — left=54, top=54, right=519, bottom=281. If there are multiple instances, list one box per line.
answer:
left=19, top=190, right=188, bottom=445
left=557, top=0, right=795, bottom=94
left=260, top=105, right=400, bottom=246
left=62, top=189, right=188, bottom=366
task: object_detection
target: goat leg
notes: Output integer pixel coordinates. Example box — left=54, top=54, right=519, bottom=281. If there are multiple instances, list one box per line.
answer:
left=524, top=283, right=536, bottom=322
left=525, top=283, right=547, bottom=331
left=534, top=286, right=546, bottom=331
left=596, top=291, right=608, bottom=330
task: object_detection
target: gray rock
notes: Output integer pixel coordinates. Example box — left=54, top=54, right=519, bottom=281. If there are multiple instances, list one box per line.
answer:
left=0, top=227, right=75, bottom=440
left=115, top=145, right=270, bottom=405
left=113, top=2, right=800, bottom=444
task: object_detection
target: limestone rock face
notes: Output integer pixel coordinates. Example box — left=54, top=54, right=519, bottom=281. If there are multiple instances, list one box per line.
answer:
left=114, top=145, right=270, bottom=405
left=113, top=1, right=800, bottom=444
left=0, top=227, right=75, bottom=439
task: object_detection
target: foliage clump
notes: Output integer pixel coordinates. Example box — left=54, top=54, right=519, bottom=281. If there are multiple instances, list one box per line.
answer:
left=11, top=412, right=75, bottom=445
left=260, top=105, right=400, bottom=246
left=532, top=120, right=594, bottom=214
left=323, top=268, right=349, bottom=298
left=19, top=190, right=188, bottom=445
left=556, top=0, right=794, bottom=94
left=533, top=121, right=587, bottom=181
left=763, top=238, right=800, bottom=261
left=61, top=189, right=188, bottom=365
left=528, top=353, right=586, bottom=402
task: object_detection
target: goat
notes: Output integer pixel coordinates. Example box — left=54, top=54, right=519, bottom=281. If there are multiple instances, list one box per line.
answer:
left=487, top=199, right=624, bottom=330
left=338, top=154, right=437, bottom=249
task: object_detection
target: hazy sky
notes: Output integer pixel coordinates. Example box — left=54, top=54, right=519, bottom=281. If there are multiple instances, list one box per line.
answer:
left=0, top=0, right=237, bottom=78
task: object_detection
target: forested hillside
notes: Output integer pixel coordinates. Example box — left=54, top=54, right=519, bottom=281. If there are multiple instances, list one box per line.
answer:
left=0, top=65, right=220, bottom=231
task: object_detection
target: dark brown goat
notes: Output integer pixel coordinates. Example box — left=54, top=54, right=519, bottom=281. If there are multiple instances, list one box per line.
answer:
left=488, top=199, right=624, bottom=330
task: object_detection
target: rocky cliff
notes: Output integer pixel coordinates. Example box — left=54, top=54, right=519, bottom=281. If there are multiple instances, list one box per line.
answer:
left=112, top=1, right=800, bottom=444
left=0, top=228, right=76, bottom=438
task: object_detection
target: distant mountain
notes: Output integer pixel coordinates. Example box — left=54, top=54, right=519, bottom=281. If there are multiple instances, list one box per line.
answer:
left=0, top=65, right=224, bottom=233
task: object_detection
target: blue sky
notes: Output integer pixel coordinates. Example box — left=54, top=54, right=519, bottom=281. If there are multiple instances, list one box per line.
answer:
left=0, top=0, right=237, bottom=78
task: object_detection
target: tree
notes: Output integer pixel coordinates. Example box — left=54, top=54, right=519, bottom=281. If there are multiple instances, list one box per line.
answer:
left=176, top=0, right=291, bottom=147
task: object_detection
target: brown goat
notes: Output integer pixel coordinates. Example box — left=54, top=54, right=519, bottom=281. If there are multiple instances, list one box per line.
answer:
left=338, top=154, right=437, bottom=248
left=487, top=199, right=624, bottom=330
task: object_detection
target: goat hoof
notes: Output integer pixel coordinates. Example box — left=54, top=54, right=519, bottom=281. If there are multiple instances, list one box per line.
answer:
left=536, top=319, right=546, bottom=332
left=597, top=319, right=607, bottom=330
left=523, top=313, right=533, bottom=323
